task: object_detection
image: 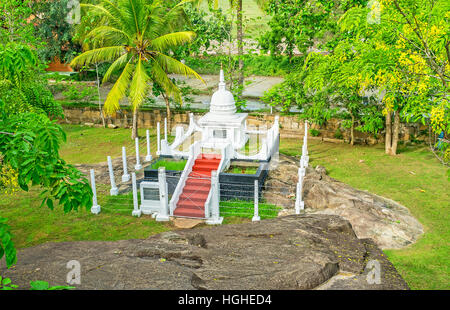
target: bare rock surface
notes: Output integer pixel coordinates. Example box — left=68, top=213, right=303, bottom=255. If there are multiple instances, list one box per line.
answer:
left=264, top=154, right=423, bottom=249
left=1, top=214, right=408, bottom=290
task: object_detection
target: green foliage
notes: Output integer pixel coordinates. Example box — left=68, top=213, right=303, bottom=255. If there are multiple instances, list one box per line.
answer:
left=334, top=128, right=343, bottom=139
left=259, top=0, right=368, bottom=56
left=0, top=0, right=39, bottom=46
left=62, top=82, right=98, bottom=103
left=0, top=42, right=38, bottom=83
left=29, top=280, right=74, bottom=290
left=0, top=218, right=16, bottom=268
left=173, top=3, right=231, bottom=58
left=310, top=128, right=321, bottom=137
left=31, top=0, right=80, bottom=63
left=220, top=200, right=281, bottom=219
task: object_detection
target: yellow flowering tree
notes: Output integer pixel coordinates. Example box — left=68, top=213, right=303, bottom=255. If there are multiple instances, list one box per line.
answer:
left=339, top=0, right=449, bottom=160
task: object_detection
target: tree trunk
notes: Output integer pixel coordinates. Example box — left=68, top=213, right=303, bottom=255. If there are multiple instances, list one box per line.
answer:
left=385, top=110, right=400, bottom=155
left=162, top=93, right=171, bottom=133
left=391, top=111, right=400, bottom=155
left=236, top=0, right=244, bottom=101
left=350, top=114, right=355, bottom=146
left=385, top=111, right=392, bottom=154
left=132, top=108, right=138, bottom=140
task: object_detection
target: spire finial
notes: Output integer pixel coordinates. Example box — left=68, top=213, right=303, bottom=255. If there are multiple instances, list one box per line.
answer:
left=219, top=65, right=225, bottom=90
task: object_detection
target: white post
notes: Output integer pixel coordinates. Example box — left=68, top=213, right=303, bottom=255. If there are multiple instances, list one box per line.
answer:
left=295, top=168, right=305, bottom=214
left=252, top=179, right=260, bottom=222
left=164, top=117, right=168, bottom=141
left=156, top=167, right=169, bottom=221
left=156, top=122, right=161, bottom=155
left=145, top=129, right=152, bottom=162
left=107, top=156, right=118, bottom=196
left=90, top=169, right=101, bottom=214
left=135, top=137, right=142, bottom=170
left=131, top=172, right=141, bottom=217
left=121, top=146, right=130, bottom=182
left=206, top=170, right=223, bottom=225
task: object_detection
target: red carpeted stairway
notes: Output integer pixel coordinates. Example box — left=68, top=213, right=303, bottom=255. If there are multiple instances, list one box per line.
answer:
left=173, top=154, right=221, bottom=218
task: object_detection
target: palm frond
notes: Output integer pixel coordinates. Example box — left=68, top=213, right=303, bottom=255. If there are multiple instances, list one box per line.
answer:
left=102, top=53, right=130, bottom=83
left=104, top=61, right=135, bottom=115
left=150, top=31, right=196, bottom=51
left=85, top=26, right=131, bottom=46
left=70, top=46, right=125, bottom=68
left=150, top=60, right=182, bottom=103
left=129, top=57, right=151, bottom=110
left=154, top=52, right=205, bottom=84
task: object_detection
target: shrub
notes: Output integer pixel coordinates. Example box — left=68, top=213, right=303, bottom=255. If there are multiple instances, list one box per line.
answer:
left=310, top=129, right=320, bottom=137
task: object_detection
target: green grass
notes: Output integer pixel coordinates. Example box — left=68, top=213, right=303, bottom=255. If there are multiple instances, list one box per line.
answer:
left=220, top=199, right=281, bottom=219
left=150, top=159, right=187, bottom=171
left=59, top=124, right=174, bottom=164
left=280, top=138, right=449, bottom=290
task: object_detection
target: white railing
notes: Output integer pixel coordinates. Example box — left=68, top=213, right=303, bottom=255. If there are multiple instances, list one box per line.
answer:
left=169, top=141, right=201, bottom=215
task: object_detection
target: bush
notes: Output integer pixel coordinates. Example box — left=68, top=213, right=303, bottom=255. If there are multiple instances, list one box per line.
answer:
left=310, top=129, right=320, bottom=137
left=334, top=128, right=343, bottom=139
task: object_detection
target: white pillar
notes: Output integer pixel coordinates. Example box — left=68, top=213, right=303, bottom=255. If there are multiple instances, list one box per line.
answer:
left=90, top=169, right=101, bottom=214
left=156, top=167, right=169, bottom=221
left=156, top=122, right=161, bottom=155
left=295, top=168, right=305, bottom=214
left=131, top=172, right=141, bottom=217
left=206, top=170, right=223, bottom=225
left=107, top=156, right=118, bottom=196
left=164, top=117, right=168, bottom=141
left=135, top=137, right=142, bottom=170
left=252, top=179, right=260, bottom=222
left=121, top=146, right=130, bottom=182
left=145, top=129, right=152, bottom=162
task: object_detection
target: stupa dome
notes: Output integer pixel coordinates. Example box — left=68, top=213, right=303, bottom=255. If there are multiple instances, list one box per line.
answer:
left=209, top=68, right=236, bottom=115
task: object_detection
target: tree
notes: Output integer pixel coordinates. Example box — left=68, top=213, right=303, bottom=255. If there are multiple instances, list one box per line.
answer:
left=259, top=0, right=369, bottom=57
left=70, top=0, right=204, bottom=139
left=0, top=43, right=92, bottom=271
left=339, top=0, right=449, bottom=159
left=31, top=0, right=81, bottom=63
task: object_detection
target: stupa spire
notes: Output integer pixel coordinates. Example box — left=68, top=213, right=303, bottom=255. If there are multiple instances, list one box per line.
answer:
left=219, top=63, right=226, bottom=90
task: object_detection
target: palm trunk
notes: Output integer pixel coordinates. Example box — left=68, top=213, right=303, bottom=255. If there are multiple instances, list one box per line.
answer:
left=132, top=108, right=138, bottom=140
left=236, top=0, right=244, bottom=101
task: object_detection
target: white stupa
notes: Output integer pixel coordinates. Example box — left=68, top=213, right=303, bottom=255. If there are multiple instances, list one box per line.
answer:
left=198, top=67, right=248, bottom=149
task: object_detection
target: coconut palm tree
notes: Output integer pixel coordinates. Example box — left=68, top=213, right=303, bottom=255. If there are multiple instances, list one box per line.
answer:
left=70, top=0, right=204, bottom=139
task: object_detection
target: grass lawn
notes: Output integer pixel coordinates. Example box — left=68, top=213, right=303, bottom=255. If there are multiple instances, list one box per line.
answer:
left=280, top=138, right=449, bottom=290
left=150, top=159, right=187, bottom=171
left=1, top=124, right=448, bottom=290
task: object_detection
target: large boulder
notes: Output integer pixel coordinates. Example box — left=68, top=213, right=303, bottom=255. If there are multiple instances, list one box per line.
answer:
left=1, top=214, right=408, bottom=290
left=264, top=154, right=423, bottom=249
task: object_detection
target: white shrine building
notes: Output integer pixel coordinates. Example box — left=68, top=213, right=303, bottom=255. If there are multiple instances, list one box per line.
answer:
left=160, top=68, right=279, bottom=161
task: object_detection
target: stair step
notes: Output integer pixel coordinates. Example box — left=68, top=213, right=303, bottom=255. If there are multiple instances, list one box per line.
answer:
left=177, top=198, right=207, bottom=208
left=173, top=207, right=205, bottom=218
left=185, top=178, right=211, bottom=186
left=189, top=171, right=212, bottom=178
left=179, top=192, right=209, bottom=201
